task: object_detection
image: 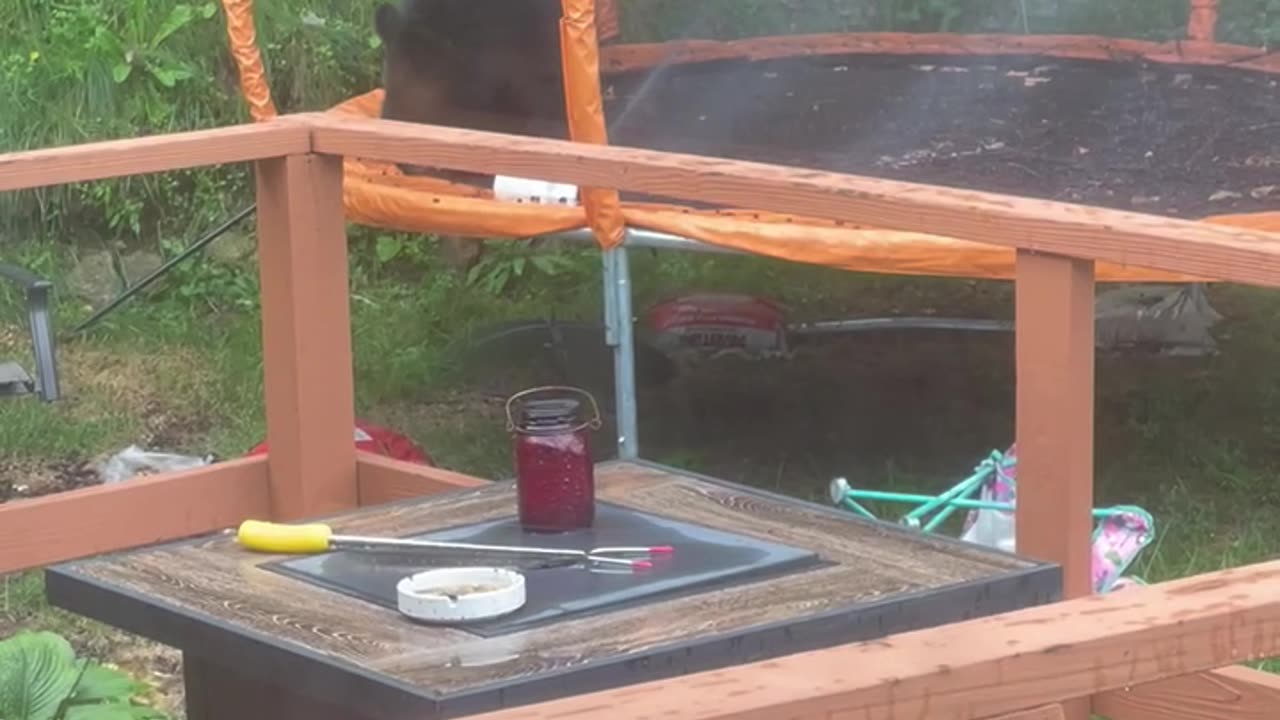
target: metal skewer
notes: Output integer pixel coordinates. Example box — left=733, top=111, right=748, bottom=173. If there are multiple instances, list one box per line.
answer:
left=235, top=520, right=671, bottom=570
left=330, top=534, right=650, bottom=569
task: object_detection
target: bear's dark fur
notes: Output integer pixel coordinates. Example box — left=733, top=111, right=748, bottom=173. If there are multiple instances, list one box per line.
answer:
left=374, top=0, right=569, bottom=186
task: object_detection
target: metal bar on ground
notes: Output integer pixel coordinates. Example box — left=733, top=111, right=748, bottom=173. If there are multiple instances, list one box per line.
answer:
left=791, top=317, right=1013, bottom=335
left=70, top=204, right=257, bottom=334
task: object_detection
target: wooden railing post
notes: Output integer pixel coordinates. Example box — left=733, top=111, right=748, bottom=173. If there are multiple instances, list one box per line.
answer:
left=254, top=153, right=358, bottom=519
left=1015, top=249, right=1096, bottom=720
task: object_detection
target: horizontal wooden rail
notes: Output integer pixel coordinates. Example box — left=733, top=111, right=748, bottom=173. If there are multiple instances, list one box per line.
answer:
left=0, top=451, right=495, bottom=575
left=1094, top=665, right=1280, bottom=720
left=0, top=457, right=270, bottom=575
left=987, top=705, right=1066, bottom=720
left=308, top=113, right=1280, bottom=288
left=464, top=560, right=1280, bottom=720
left=355, top=452, right=489, bottom=506
left=0, top=119, right=310, bottom=192
left=2, top=114, right=1276, bottom=288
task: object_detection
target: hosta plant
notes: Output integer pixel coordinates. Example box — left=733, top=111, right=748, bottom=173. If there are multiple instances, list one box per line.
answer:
left=0, top=631, right=166, bottom=720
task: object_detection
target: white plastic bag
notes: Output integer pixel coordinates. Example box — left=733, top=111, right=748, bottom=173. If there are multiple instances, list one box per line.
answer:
left=959, top=489, right=1017, bottom=554
left=959, top=449, right=1018, bottom=554
left=96, top=445, right=213, bottom=484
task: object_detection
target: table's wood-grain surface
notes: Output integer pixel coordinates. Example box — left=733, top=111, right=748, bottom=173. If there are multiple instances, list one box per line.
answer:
left=47, top=461, right=1058, bottom=718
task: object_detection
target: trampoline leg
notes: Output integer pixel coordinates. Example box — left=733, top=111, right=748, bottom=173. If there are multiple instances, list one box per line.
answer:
left=602, top=242, right=639, bottom=460
left=27, top=280, right=59, bottom=403
left=0, top=264, right=60, bottom=403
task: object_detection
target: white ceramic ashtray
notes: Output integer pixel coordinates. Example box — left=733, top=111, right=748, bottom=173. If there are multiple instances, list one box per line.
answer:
left=396, top=567, right=526, bottom=624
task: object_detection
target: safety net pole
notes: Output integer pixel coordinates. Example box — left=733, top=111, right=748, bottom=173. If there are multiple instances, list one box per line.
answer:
left=563, top=0, right=634, bottom=458
left=1188, top=0, right=1219, bottom=42
left=595, top=0, right=621, bottom=42
left=561, top=0, right=626, bottom=249
left=219, top=0, right=279, bottom=121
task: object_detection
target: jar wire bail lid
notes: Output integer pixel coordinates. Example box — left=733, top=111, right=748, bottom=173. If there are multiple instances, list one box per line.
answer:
left=505, top=385, right=602, bottom=435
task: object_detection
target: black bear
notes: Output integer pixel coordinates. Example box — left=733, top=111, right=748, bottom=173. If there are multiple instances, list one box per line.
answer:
left=374, top=0, right=569, bottom=187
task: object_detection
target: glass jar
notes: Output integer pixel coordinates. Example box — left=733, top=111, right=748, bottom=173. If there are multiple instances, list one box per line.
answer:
left=506, top=386, right=601, bottom=532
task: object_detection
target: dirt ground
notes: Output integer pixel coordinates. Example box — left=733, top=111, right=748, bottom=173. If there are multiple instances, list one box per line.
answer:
left=606, top=53, right=1280, bottom=218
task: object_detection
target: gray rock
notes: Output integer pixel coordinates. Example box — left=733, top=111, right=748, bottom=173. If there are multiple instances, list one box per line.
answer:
left=206, top=229, right=257, bottom=266
left=65, top=250, right=121, bottom=305
left=119, top=250, right=163, bottom=286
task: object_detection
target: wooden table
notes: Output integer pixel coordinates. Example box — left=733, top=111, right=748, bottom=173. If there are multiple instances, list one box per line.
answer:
left=46, top=460, right=1059, bottom=719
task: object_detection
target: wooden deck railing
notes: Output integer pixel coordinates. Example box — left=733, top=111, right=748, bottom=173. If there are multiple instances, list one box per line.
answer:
left=464, top=559, right=1280, bottom=720
left=2, top=114, right=1279, bottom=720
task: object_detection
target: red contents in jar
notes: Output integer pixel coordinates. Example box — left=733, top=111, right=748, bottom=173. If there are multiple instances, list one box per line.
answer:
left=512, top=398, right=596, bottom=532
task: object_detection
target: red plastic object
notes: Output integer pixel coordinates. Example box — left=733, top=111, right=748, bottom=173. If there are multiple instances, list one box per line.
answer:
left=646, top=293, right=789, bottom=358
left=244, top=420, right=433, bottom=465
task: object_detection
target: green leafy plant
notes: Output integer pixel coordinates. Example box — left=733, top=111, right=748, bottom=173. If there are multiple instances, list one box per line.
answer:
left=0, top=0, right=386, bottom=247
left=105, top=2, right=219, bottom=90
left=0, top=631, right=166, bottom=720
left=149, top=236, right=261, bottom=313
left=370, top=233, right=435, bottom=269
left=465, top=246, right=581, bottom=297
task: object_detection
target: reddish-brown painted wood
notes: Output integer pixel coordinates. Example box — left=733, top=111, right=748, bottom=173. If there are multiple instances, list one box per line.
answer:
left=0, top=120, right=308, bottom=192
left=355, top=451, right=488, bottom=507
left=1014, top=250, right=1096, bottom=599
left=464, top=559, right=1280, bottom=720
left=254, top=153, right=359, bottom=519
left=984, top=705, right=1066, bottom=720
left=1014, top=250, right=1097, bottom=720
left=1094, top=666, right=1280, bottom=720
left=0, top=457, right=270, bottom=575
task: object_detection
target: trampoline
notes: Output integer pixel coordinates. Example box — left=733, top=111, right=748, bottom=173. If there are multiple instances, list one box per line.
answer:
left=217, top=0, right=1280, bottom=456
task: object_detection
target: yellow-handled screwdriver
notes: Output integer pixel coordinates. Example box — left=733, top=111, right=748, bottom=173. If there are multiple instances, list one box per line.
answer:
left=236, top=520, right=664, bottom=570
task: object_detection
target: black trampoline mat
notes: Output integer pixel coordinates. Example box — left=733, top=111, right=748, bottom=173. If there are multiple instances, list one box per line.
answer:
left=266, top=502, right=825, bottom=637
